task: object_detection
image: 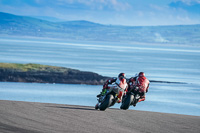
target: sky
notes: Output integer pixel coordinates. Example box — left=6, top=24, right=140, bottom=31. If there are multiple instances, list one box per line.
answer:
left=0, top=0, right=200, bottom=26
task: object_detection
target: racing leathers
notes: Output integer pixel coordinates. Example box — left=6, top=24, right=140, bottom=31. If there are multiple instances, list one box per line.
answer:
left=127, top=75, right=150, bottom=105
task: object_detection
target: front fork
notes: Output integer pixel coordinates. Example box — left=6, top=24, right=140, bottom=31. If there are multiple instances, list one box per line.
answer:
left=96, top=93, right=117, bottom=108
left=132, top=94, right=140, bottom=105
left=95, top=94, right=106, bottom=109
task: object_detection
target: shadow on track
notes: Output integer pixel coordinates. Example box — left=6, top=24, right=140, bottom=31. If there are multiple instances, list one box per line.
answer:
left=46, top=105, right=96, bottom=111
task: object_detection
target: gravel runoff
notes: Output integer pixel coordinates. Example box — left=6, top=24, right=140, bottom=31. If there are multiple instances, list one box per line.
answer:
left=0, top=100, right=199, bottom=133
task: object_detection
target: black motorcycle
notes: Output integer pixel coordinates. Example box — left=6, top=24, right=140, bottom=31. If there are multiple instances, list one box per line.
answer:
left=95, top=83, right=124, bottom=111
left=120, top=87, right=140, bottom=110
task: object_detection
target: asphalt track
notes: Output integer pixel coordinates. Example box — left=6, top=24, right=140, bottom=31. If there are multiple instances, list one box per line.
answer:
left=0, top=100, right=199, bottom=133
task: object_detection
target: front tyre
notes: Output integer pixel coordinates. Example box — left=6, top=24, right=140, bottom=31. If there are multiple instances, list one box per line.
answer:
left=95, top=103, right=99, bottom=110
left=120, top=94, right=134, bottom=110
left=99, top=94, right=113, bottom=111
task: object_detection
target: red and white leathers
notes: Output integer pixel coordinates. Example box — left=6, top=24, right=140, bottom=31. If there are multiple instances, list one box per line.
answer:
left=128, top=75, right=150, bottom=102
left=102, top=77, right=128, bottom=103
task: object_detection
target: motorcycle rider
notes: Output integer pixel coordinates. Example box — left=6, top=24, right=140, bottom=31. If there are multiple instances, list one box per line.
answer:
left=127, top=72, right=150, bottom=106
left=97, top=73, right=128, bottom=103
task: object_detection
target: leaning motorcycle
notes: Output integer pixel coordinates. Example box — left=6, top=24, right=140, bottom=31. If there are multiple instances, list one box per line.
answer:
left=120, top=87, right=140, bottom=110
left=95, top=84, right=124, bottom=111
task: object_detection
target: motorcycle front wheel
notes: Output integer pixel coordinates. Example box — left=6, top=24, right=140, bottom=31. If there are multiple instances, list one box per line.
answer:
left=120, top=94, right=134, bottom=110
left=99, top=94, right=114, bottom=111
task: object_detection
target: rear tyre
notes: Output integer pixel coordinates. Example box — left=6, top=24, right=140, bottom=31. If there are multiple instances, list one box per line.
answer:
left=120, top=94, right=134, bottom=110
left=99, top=94, right=113, bottom=111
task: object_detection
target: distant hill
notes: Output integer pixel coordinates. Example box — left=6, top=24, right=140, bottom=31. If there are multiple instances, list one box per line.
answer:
left=0, top=63, right=109, bottom=85
left=0, top=63, right=186, bottom=85
left=0, top=12, right=200, bottom=45
left=31, top=16, right=65, bottom=22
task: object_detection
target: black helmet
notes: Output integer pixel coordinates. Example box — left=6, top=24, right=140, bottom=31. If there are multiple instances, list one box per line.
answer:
left=118, top=73, right=126, bottom=80
left=139, top=72, right=145, bottom=77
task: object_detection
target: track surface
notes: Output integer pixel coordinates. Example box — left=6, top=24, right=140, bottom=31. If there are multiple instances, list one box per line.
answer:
left=0, top=100, right=199, bottom=133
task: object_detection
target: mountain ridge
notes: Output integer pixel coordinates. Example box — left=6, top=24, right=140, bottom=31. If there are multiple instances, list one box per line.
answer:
left=0, top=12, right=200, bottom=45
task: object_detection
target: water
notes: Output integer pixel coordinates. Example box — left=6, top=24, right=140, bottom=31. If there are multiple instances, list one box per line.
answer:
left=0, top=82, right=99, bottom=106
left=0, top=37, right=200, bottom=116
left=1, top=37, right=200, bottom=84
left=0, top=82, right=199, bottom=116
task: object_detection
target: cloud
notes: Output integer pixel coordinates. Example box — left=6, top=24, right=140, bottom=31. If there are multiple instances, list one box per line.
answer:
left=108, top=0, right=131, bottom=11
left=169, top=0, right=200, bottom=14
left=0, top=0, right=199, bottom=26
left=179, top=0, right=200, bottom=5
left=149, top=4, right=165, bottom=11
left=47, top=0, right=131, bottom=11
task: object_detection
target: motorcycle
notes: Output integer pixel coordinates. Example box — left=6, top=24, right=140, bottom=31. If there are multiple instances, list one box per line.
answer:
left=95, top=83, right=124, bottom=111
left=120, top=86, right=140, bottom=110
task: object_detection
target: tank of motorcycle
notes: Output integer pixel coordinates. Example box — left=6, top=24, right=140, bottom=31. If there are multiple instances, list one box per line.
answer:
left=107, top=84, right=123, bottom=94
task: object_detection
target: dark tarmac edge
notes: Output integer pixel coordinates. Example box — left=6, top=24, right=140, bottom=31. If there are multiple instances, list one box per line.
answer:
left=0, top=100, right=199, bottom=133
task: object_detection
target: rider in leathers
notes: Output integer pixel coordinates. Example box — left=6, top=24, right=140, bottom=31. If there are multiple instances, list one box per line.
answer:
left=127, top=72, right=150, bottom=106
left=97, top=73, right=128, bottom=103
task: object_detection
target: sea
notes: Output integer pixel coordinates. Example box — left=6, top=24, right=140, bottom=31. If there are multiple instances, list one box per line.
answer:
left=0, top=36, right=200, bottom=116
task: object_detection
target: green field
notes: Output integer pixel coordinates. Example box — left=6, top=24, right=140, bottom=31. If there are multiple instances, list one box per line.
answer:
left=0, top=63, right=72, bottom=73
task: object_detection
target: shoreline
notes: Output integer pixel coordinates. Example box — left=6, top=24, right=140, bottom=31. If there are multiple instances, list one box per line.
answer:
left=0, top=80, right=187, bottom=85
left=0, top=63, right=109, bottom=85
left=0, top=100, right=200, bottom=133
left=0, top=63, right=187, bottom=85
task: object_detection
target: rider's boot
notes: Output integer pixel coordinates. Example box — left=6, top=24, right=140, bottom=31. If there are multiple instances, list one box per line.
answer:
left=117, top=98, right=121, bottom=103
left=117, top=91, right=123, bottom=103
left=96, top=93, right=101, bottom=97
left=133, top=98, right=145, bottom=107
left=138, top=98, right=145, bottom=102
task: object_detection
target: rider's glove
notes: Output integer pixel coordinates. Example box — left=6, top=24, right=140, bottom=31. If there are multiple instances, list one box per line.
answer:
left=103, top=83, right=108, bottom=89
